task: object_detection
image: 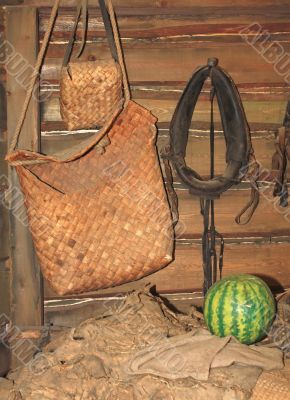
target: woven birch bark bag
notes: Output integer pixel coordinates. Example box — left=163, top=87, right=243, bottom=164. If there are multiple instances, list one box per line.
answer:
left=5, top=0, right=174, bottom=296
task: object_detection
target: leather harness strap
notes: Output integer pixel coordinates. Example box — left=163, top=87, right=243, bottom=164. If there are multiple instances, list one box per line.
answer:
left=63, top=0, right=119, bottom=67
left=272, top=99, right=290, bottom=207
left=200, top=83, right=224, bottom=293
left=235, top=149, right=260, bottom=225
left=164, top=58, right=260, bottom=294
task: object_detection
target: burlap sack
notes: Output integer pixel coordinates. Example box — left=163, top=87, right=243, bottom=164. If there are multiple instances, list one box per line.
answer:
left=1, top=289, right=286, bottom=400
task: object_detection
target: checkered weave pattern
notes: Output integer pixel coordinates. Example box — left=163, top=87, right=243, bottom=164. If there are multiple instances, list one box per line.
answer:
left=251, top=365, right=290, bottom=400
left=60, top=59, right=123, bottom=131
left=10, top=101, right=174, bottom=295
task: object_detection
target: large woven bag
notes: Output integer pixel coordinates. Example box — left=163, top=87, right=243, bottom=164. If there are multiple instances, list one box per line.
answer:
left=60, top=0, right=124, bottom=131
left=6, top=0, right=174, bottom=296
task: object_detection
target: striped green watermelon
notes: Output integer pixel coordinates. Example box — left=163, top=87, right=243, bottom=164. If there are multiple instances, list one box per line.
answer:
left=203, top=274, right=276, bottom=344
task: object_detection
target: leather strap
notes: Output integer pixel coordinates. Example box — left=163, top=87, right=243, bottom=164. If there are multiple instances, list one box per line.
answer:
left=272, top=98, right=290, bottom=207
left=201, top=86, right=224, bottom=294
left=99, top=0, right=118, bottom=62
left=63, top=1, right=84, bottom=66
left=235, top=150, right=260, bottom=224
left=63, top=0, right=118, bottom=67
left=272, top=126, right=289, bottom=207
left=160, top=146, right=179, bottom=227
left=201, top=199, right=224, bottom=294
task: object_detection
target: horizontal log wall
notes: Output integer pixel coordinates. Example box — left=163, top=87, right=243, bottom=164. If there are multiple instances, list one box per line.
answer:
left=1, top=1, right=290, bottom=301
left=41, top=1, right=290, bottom=296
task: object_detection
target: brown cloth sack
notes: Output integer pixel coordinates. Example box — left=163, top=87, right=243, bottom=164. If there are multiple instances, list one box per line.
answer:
left=125, top=329, right=283, bottom=381
left=60, top=0, right=124, bottom=131
left=6, top=0, right=174, bottom=295
left=2, top=290, right=282, bottom=400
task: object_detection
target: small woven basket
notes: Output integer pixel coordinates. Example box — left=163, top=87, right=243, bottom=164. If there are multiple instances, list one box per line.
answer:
left=59, top=0, right=126, bottom=131
left=251, top=361, right=290, bottom=400
left=252, top=294, right=290, bottom=400
left=266, top=291, right=290, bottom=358
left=60, top=59, right=123, bottom=131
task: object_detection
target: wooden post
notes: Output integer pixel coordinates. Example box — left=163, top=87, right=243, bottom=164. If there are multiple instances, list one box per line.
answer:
left=0, top=7, right=10, bottom=317
left=5, top=6, right=43, bottom=368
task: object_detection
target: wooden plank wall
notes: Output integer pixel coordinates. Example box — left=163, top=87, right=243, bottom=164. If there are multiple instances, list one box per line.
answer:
left=1, top=0, right=290, bottom=302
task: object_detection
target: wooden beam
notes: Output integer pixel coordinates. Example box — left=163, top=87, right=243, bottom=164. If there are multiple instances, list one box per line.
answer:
left=44, top=292, right=205, bottom=327
left=40, top=91, right=288, bottom=127
left=0, top=7, right=9, bottom=267
left=18, top=1, right=290, bottom=8
left=0, top=8, right=10, bottom=343
left=38, top=9, right=290, bottom=37
left=6, top=6, right=43, bottom=367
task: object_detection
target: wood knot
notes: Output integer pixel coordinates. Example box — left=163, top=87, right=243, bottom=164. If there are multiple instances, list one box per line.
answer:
left=88, top=55, right=96, bottom=62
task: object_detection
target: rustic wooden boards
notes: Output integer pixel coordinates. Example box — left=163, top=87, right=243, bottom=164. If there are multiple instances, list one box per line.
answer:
left=5, top=7, right=43, bottom=337
left=37, top=2, right=290, bottom=186
left=40, top=39, right=290, bottom=87
left=40, top=87, right=287, bottom=127
left=44, top=292, right=204, bottom=328
left=37, top=1, right=290, bottom=297
left=44, top=240, right=290, bottom=298
left=41, top=125, right=281, bottom=176
left=177, top=189, right=290, bottom=239
left=18, top=0, right=290, bottom=8
left=1, top=1, right=289, bottom=305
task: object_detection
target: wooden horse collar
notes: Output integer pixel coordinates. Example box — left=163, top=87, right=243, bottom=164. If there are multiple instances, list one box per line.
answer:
left=166, top=58, right=260, bottom=293
left=169, top=58, right=250, bottom=198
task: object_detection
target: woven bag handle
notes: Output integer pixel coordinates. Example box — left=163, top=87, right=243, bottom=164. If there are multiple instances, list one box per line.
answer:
left=8, top=0, right=130, bottom=154
left=106, top=0, right=130, bottom=103
left=62, top=0, right=86, bottom=66
left=62, top=0, right=118, bottom=66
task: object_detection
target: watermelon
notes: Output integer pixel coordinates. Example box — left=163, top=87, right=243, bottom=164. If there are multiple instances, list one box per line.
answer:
left=203, top=274, right=276, bottom=344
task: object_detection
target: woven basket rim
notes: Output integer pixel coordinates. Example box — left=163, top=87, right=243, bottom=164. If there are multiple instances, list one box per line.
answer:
left=6, top=101, right=156, bottom=166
